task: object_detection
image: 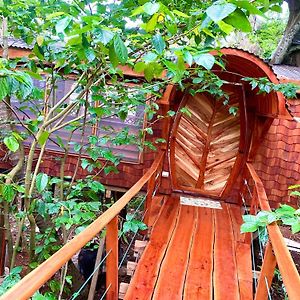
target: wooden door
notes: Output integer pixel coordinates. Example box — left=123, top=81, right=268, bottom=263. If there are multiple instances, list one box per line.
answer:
left=169, top=84, right=247, bottom=200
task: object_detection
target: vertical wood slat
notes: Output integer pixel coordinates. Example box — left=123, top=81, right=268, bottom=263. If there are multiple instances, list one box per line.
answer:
left=254, top=242, right=276, bottom=300
left=144, top=174, right=155, bottom=226
left=106, top=216, right=119, bottom=300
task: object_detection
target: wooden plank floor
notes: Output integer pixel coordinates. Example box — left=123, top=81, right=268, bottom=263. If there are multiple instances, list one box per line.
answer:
left=125, top=195, right=253, bottom=300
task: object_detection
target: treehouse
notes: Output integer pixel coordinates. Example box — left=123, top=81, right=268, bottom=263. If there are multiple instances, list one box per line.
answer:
left=1, top=46, right=300, bottom=299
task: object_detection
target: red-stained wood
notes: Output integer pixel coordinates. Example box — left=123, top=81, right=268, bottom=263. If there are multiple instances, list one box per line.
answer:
left=144, top=174, right=155, bottom=226
left=214, top=204, right=239, bottom=300
left=247, top=163, right=300, bottom=300
left=1, top=152, right=164, bottom=300
left=124, top=196, right=180, bottom=300
left=147, top=195, right=165, bottom=229
left=228, top=205, right=253, bottom=300
left=254, top=242, right=276, bottom=300
left=152, top=205, right=196, bottom=300
left=106, top=216, right=119, bottom=300
left=184, top=208, right=214, bottom=300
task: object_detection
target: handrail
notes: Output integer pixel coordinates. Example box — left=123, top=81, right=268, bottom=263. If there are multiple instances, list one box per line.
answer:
left=1, top=151, right=165, bottom=300
left=246, top=163, right=300, bottom=300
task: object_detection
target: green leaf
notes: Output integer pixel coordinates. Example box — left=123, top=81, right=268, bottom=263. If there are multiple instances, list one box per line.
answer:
left=144, top=14, right=158, bottom=32
left=109, top=44, right=119, bottom=68
left=2, top=184, right=16, bottom=202
left=36, top=173, right=49, bottom=192
left=113, top=35, right=128, bottom=65
left=4, top=136, right=19, bottom=152
left=291, top=221, right=300, bottom=234
left=55, top=16, right=71, bottom=33
left=144, top=2, right=160, bottom=15
left=240, top=222, right=259, bottom=233
left=131, top=5, right=145, bottom=16
left=0, top=77, right=9, bottom=100
left=224, top=9, right=252, bottom=32
left=229, top=0, right=264, bottom=17
left=46, top=11, right=65, bottom=20
left=84, top=48, right=96, bottom=62
left=206, top=3, right=236, bottom=22
left=194, top=53, right=215, bottom=70
left=134, top=62, right=146, bottom=73
left=98, top=29, right=114, bottom=45
left=38, top=131, right=49, bottom=146
left=218, top=20, right=234, bottom=34
left=152, top=34, right=165, bottom=54
left=173, top=10, right=189, bottom=18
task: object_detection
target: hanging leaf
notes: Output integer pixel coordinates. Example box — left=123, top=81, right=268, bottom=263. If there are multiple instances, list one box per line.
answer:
left=113, top=35, right=128, bottom=65
left=0, top=77, right=9, bottom=100
left=2, top=184, right=16, bottom=202
left=84, top=48, right=96, bottom=62
left=144, top=2, right=160, bottom=15
left=206, top=3, right=236, bottom=22
left=98, top=29, right=114, bottom=45
left=224, top=9, right=252, bottom=32
left=194, top=53, right=215, bottom=70
left=36, top=173, right=49, bottom=192
left=55, top=16, right=71, bottom=33
left=109, top=44, right=119, bottom=68
left=152, top=34, right=165, bottom=54
left=144, top=14, right=158, bottom=32
left=4, top=136, right=19, bottom=152
left=38, top=131, right=50, bottom=146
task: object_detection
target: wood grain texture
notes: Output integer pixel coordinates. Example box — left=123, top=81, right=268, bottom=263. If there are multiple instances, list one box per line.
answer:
left=124, top=196, right=180, bottom=300
left=214, top=204, right=240, bottom=300
left=152, top=205, right=196, bottom=300
left=173, top=91, right=240, bottom=195
left=106, top=217, right=119, bottom=300
left=183, top=208, right=214, bottom=300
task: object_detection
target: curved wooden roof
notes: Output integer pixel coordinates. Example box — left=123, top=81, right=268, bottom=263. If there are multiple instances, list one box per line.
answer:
left=215, top=48, right=292, bottom=120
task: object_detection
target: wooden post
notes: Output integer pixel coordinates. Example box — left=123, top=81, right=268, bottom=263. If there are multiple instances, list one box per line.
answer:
left=0, top=211, right=6, bottom=276
left=106, top=216, right=118, bottom=300
left=254, top=242, right=277, bottom=300
left=144, top=174, right=155, bottom=226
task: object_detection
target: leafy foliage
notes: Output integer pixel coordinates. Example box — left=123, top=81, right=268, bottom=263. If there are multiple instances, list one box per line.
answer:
left=0, top=0, right=287, bottom=296
left=241, top=204, right=300, bottom=234
left=243, top=77, right=299, bottom=99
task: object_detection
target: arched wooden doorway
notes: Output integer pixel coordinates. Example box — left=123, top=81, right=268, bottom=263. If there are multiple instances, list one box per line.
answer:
left=169, top=83, right=248, bottom=201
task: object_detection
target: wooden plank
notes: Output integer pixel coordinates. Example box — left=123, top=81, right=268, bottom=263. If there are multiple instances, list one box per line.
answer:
left=254, top=242, right=276, bottom=300
left=183, top=208, right=214, bottom=300
left=106, top=216, right=119, bottom=300
left=152, top=205, right=196, bottom=300
left=147, top=195, right=164, bottom=229
left=124, top=196, right=180, bottom=300
left=214, top=204, right=240, bottom=300
left=228, top=205, right=253, bottom=300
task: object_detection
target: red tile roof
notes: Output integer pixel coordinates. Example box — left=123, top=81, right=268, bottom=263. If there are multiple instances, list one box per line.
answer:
left=254, top=99, right=300, bottom=205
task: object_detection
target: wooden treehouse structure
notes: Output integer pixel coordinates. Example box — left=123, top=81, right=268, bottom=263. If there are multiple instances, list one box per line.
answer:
left=1, top=48, right=300, bottom=299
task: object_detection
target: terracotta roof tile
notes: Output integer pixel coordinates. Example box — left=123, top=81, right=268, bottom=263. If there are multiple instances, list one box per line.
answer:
left=254, top=103, right=300, bottom=206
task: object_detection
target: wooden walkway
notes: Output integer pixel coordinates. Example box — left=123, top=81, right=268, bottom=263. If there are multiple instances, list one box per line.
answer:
left=125, top=195, right=253, bottom=300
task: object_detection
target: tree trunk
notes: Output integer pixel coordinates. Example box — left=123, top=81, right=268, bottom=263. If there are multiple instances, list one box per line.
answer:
left=270, top=0, right=300, bottom=64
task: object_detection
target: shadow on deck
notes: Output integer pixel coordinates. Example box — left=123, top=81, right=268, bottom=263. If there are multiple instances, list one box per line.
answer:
left=125, top=196, right=252, bottom=300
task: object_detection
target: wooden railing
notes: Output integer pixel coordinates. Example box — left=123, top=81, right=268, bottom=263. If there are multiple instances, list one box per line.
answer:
left=1, top=151, right=165, bottom=300
left=242, top=163, right=300, bottom=300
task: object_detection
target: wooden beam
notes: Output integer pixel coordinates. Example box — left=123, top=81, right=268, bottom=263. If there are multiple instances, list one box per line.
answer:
left=254, top=242, right=276, bottom=300
left=106, top=217, right=119, bottom=300
left=1, top=151, right=165, bottom=300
